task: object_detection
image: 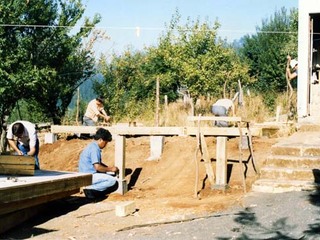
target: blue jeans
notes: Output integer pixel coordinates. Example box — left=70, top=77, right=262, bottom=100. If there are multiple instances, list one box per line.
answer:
left=17, top=139, right=40, bottom=169
left=83, top=116, right=95, bottom=126
left=211, top=105, right=228, bottom=127
left=86, top=173, right=118, bottom=192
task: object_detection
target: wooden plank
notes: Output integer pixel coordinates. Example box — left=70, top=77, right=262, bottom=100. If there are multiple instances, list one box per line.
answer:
left=0, top=164, right=34, bottom=170
left=51, top=125, right=99, bottom=134
left=0, top=155, right=34, bottom=164
left=188, top=116, right=243, bottom=122
left=51, top=125, right=185, bottom=136
left=0, top=168, right=34, bottom=176
left=0, top=170, right=92, bottom=203
left=0, top=155, right=35, bottom=176
left=215, top=136, right=228, bottom=189
left=0, top=189, right=78, bottom=234
left=114, top=126, right=184, bottom=136
left=0, top=189, right=78, bottom=216
left=186, top=127, right=261, bottom=137
left=200, top=133, right=215, bottom=187
left=51, top=125, right=261, bottom=137
left=114, top=135, right=127, bottom=195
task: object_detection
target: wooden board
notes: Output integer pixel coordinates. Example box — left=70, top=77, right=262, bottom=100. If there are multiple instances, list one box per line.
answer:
left=0, top=155, right=35, bottom=176
left=50, top=125, right=261, bottom=137
left=0, top=189, right=78, bottom=234
left=0, top=170, right=92, bottom=215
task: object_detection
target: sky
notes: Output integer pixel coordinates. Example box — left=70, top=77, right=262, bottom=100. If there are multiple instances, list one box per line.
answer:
left=81, top=0, right=298, bottom=57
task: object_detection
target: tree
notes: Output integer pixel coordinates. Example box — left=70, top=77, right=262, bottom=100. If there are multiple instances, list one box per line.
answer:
left=96, top=12, right=253, bottom=121
left=239, top=7, right=298, bottom=98
left=0, top=0, right=101, bottom=126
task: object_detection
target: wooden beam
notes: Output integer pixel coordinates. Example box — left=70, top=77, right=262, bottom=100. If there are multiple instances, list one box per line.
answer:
left=200, top=133, right=215, bottom=187
left=0, top=189, right=78, bottom=234
left=215, top=136, right=228, bottom=189
left=50, top=125, right=184, bottom=136
left=50, top=125, right=261, bottom=137
left=0, top=155, right=35, bottom=176
left=114, top=135, right=127, bottom=195
left=0, top=170, right=92, bottom=203
left=185, top=127, right=261, bottom=137
left=187, top=116, right=244, bottom=122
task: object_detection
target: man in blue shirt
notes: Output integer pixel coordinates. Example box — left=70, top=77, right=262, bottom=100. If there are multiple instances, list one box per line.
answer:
left=79, top=128, right=118, bottom=199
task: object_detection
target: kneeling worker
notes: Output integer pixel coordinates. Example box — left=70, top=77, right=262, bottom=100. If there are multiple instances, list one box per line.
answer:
left=79, top=128, right=119, bottom=199
left=211, top=98, right=235, bottom=127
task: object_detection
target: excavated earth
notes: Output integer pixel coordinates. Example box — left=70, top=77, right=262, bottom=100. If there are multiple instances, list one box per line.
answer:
left=1, top=134, right=279, bottom=239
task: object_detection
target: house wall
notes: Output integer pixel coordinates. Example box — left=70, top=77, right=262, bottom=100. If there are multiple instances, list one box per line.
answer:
left=298, top=0, right=320, bottom=122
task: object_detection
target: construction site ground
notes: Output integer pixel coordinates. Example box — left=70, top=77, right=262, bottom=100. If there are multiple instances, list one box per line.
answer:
left=0, top=133, right=298, bottom=239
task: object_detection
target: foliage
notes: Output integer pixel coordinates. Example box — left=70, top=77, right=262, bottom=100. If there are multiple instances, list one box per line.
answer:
left=239, top=7, right=298, bottom=104
left=96, top=12, right=253, bottom=122
left=0, top=0, right=101, bottom=125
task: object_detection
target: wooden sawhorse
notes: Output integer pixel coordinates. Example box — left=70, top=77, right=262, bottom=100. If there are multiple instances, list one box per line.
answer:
left=187, top=116, right=258, bottom=193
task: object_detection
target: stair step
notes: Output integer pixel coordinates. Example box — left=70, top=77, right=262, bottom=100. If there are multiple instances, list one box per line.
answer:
left=266, top=155, right=320, bottom=168
left=252, top=179, right=320, bottom=193
left=271, top=144, right=320, bottom=156
left=260, top=166, right=319, bottom=181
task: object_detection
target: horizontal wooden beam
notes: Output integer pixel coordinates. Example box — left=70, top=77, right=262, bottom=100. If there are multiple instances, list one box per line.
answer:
left=51, top=125, right=185, bottom=135
left=187, top=116, right=244, bottom=122
left=0, top=155, right=35, bottom=176
left=0, top=189, right=78, bottom=234
left=186, top=127, right=260, bottom=136
left=0, top=170, right=92, bottom=203
left=50, top=125, right=261, bottom=137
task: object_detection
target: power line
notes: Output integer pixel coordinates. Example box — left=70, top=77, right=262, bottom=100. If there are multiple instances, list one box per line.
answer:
left=0, top=23, right=300, bottom=35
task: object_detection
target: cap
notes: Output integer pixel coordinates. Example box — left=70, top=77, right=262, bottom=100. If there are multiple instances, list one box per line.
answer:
left=290, top=59, right=298, bottom=69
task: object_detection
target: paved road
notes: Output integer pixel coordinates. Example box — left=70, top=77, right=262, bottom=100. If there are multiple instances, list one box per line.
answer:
left=105, top=190, right=320, bottom=240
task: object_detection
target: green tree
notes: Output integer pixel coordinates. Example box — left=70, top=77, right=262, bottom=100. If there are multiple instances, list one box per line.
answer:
left=239, top=7, right=298, bottom=99
left=0, top=0, right=101, bottom=127
left=96, top=12, right=253, bottom=121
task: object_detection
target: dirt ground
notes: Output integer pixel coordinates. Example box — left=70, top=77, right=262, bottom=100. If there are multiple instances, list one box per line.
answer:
left=0, top=133, right=280, bottom=239
left=18, top=134, right=277, bottom=235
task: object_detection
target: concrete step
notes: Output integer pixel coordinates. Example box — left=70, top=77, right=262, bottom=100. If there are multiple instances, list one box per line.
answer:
left=266, top=155, right=320, bottom=168
left=259, top=166, right=319, bottom=181
left=251, top=179, right=320, bottom=193
left=271, top=144, right=320, bottom=157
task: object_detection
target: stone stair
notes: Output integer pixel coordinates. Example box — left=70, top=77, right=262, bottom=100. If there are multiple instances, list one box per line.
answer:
left=251, top=130, right=320, bottom=193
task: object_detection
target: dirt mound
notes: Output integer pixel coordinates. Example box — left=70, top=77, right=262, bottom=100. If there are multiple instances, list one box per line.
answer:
left=39, top=135, right=277, bottom=218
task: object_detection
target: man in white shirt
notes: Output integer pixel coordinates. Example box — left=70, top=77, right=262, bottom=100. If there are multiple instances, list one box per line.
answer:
left=211, top=98, right=235, bottom=127
left=83, top=97, right=110, bottom=126
left=6, top=120, right=40, bottom=169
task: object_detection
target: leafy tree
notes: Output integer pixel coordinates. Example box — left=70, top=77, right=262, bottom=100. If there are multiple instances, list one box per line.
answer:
left=96, top=12, right=253, bottom=121
left=0, top=0, right=101, bottom=127
left=239, top=7, right=298, bottom=98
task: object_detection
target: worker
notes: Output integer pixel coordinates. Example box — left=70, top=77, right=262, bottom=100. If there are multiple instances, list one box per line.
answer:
left=83, top=96, right=110, bottom=126
left=286, top=55, right=298, bottom=81
left=6, top=120, right=40, bottom=169
left=211, top=98, right=235, bottom=127
left=78, top=128, right=119, bottom=199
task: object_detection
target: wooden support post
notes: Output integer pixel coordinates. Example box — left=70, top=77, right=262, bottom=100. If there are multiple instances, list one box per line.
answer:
left=214, top=136, right=228, bottom=189
left=114, top=135, right=127, bottom=195
left=200, top=133, right=215, bottom=188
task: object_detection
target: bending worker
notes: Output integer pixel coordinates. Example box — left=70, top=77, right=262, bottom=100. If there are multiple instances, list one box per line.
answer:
left=211, top=98, right=235, bottom=127
left=83, top=96, right=110, bottom=126
left=6, top=120, right=40, bottom=169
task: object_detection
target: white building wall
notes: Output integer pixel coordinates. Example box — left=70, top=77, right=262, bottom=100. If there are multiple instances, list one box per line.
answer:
left=298, top=0, right=320, bottom=122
